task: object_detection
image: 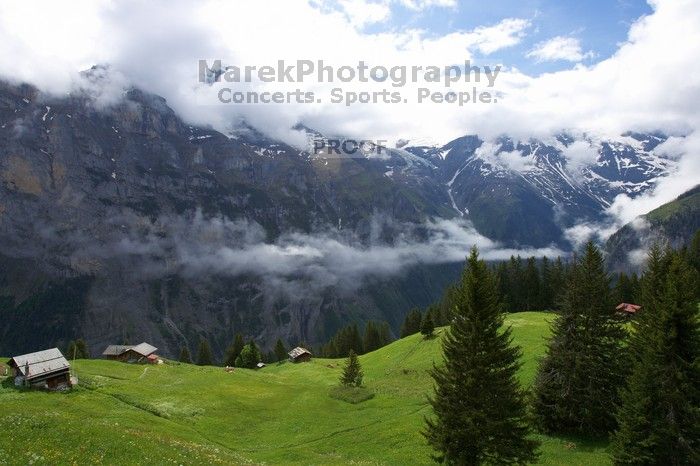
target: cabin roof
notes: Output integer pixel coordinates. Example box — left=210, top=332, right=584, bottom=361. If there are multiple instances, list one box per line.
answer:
left=102, top=342, right=157, bottom=357
left=616, top=302, right=642, bottom=313
left=288, top=347, right=312, bottom=359
left=7, top=348, right=70, bottom=380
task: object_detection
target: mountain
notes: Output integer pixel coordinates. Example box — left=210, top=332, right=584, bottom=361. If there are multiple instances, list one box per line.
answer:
left=605, top=185, right=700, bottom=272
left=0, top=74, right=677, bottom=357
left=400, top=132, right=674, bottom=247
left=0, top=77, right=459, bottom=358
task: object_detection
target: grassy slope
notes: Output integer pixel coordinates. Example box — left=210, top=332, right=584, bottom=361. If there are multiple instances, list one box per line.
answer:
left=0, top=312, right=610, bottom=465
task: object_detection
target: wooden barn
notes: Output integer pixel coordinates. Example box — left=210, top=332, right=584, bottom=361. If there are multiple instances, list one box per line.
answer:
left=102, top=342, right=158, bottom=363
left=7, top=348, right=72, bottom=390
left=288, top=347, right=312, bottom=363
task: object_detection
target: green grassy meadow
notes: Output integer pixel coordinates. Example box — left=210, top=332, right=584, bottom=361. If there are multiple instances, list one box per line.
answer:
left=0, top=312, right=611, bottom=465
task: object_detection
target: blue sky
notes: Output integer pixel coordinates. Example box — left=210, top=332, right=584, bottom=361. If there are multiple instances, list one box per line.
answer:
left=363, top=0, right=653, bottom=74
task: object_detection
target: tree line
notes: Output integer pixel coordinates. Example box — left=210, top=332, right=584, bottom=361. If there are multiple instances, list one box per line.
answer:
left=423, top=232, right=700, bottom=465
left=178, top=334, right=294, bottom=368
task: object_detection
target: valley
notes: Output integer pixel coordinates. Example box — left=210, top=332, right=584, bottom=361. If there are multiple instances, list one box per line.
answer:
left=0, top=312, right=611, bottom=465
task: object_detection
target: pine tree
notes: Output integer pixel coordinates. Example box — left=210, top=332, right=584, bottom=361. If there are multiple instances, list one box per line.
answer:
left=76, top=339, right=89, bottom=358
left=196, top=338, right=214, bottom=366
left=424, top=247, right=539, bottom=464
left=509, top=255, right=525, bottom=311
left=400, top=308, right=423, bottom=337
left=611, top=249, right=700, bottom=464
left=689, top=229, right=700, bottom=273
left=629, top=272, right=641, bottom=303
left=237, top=341, right=261, bottom=368
left=363, top=321, right=381, bottom=353
left=539, top=256, right=554, bottom=310
left=66, top=340, right=77, bottom=359
left=67, top=338, right=89, bottom=359
left=614, top=272, right=635, bottom=304
left=340, top=350, right=363, bottom=387
left=179, top=346, right=192, bottom=364
left=224, top=333, right=245, bottom=367
left=274, top=338, right=287, bottom=362
left=523, top=257, right=541, bottom=311
left=420, top=312, right=434, bottom=338
left=549, top=256, right=566, bottom=310
left=533, top=242, right=627, bottom=435
left=377, top=321, right=391, bottom=347
left=495, top=261, right=513, bottom=312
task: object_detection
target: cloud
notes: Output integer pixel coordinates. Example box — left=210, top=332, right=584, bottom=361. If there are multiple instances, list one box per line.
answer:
left=563, top=220, right=622, bottom=249
left=471, top=141, right=536, bottom=173
left=337, top=0, right=392, bottom=27
left=498, top=149, right=536, bottom=172
left=0, top=0, right=699, bottom=224
left=41, top=211, right=562, bottom=297
left=397, top=0, right=456, bottom=11
left=561, top=139, right=599, bottom=168
left=466, top=18, right=531, bottom=55
left=606, top=132, right=700, bottom=224
left=526, top=36, right=593, bottom=62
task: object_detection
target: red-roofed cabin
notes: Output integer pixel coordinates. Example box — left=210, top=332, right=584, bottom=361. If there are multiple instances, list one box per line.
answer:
left=616, top=303, right=641, bottom=316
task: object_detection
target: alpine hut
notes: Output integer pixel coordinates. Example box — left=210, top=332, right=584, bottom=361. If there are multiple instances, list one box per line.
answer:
left=102, top=342, right=158, bottom=363
left=7, top=348, right=72, bottom=390
left=288, top=347, right=312, bottom=363
left=616, top=302, right=641, bottom=316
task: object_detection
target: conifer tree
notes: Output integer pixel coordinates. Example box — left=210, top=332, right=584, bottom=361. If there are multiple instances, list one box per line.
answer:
left=689, top=229, right=700, bottom=274
left=420, top=312, right=435, bottom=338
left=224, top=333, right=245, bottom=367
left=340, top=350, right=363, bottom=387
left=196, top=338, right=214, bottom=366
left=67, top=339, right=89, bottom=359
left=629, top=272, right=641, bottom=303
left=611, top=249, right=700, bottom=464
left=274, top=338, right=287, bottom=362
left=424, top=248, right=539, bottom=465
left=237, top=341, right=261, bottom=368
left=614, top=272, right=635, bottom=304
left=523, top=257, right=541, bottom=311
left=179, top=346, right=192, bottom=364
left=533, top=242, right=627, bottom=435
left=539, top=256, right=554, bottom=310
left=363, top=321, right=381, bottom=353
left=400, top=308, right=423, bottom=337
left=549, top=257, right=566, bottom=310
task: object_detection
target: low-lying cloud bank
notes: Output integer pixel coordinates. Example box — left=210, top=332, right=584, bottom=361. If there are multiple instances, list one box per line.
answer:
left=58, top=212, right=563, bottom=294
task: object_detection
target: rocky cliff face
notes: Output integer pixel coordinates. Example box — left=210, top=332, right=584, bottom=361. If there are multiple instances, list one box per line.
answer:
left=0, top=75, right=677, bottom=358
left=0, top=79, right=458, bottom=358
left=605, top=185, right=700, bottom=273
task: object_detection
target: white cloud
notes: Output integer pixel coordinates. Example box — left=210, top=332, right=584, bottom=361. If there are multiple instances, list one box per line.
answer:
left=628, top=248, right=648, bottom=267
left=0, top=0, right=698, bottom=225
left=397, top=0, right=456, bottom=11
left=561, top=140, right=599, bottom=168
left=467, top=18, right=531, bottom=55
left=337, top=0, right=391, bottom=27
left=498, top=149, right=536, bottom=172
left=526, top=36, right=593, bottom=62
left=606, top=132, right=700, bottom=224
left=59, top=211, right=562, bottom=295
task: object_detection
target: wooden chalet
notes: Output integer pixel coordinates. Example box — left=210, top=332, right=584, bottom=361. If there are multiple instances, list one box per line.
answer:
left=7, top=348, right=72, bottom=390
left=102, top=342, right=158, bottom=363
left=616, top=302, right=641, bottom=316
left=288, top=347, right=312, bottom=363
